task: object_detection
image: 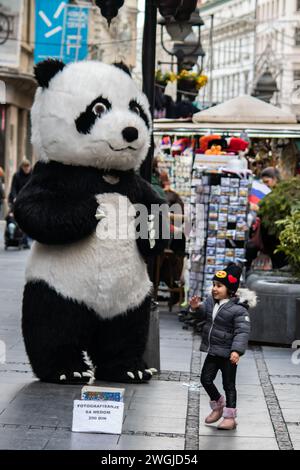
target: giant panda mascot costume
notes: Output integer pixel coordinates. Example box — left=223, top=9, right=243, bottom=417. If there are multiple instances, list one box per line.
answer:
left=14, top=59, right=169, bottom=385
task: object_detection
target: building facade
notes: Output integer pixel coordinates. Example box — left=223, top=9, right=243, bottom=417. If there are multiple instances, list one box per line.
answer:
left=199, top=0, right=257, bottom=106
left=0, top=0, right=36, bottom=200
left=89, top=0, right=138, bottom=69
left=256, top=0, right=300, bottom=115
left=199, top=0, right=300, bottom=116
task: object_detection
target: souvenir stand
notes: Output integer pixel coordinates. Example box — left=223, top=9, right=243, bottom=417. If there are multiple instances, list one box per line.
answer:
left=153, top=96, right=300, bottom=299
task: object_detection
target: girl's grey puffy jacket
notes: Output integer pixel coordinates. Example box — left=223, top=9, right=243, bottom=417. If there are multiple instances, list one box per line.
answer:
left=194, top=289, right=256, bottom=358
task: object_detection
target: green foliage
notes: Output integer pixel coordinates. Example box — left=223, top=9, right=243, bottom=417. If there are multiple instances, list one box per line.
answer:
left=258, top=176, right=300, bottom=236
left=276, top=210, right=300, bottom=277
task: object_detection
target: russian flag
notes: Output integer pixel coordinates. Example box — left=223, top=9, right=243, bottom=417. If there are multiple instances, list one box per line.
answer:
left=249, top=180, right=271, bottom=205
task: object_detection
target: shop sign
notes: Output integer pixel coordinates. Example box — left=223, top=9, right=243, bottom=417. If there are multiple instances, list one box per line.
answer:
left=34, top=0, right=89, bottom=64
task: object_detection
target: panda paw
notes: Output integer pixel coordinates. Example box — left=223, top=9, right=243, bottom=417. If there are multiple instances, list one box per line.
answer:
left=95, top=367, right=157, bottom=384
left=125, top=367, right=157, bottom=383
left=57, top=369, right=95, bottom=385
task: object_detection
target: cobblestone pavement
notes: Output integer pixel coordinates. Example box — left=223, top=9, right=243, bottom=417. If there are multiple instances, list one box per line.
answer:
left=0, top=223, right=299, bottom=450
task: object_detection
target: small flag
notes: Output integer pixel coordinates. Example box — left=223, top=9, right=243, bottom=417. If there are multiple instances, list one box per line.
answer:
left=249, top=180, right=271, bottom=205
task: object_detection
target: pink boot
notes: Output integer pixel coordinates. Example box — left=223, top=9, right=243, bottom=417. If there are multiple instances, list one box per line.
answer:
left=217, top=407, right=237, bottom=430
left=205, top=396, right=225, bottom=424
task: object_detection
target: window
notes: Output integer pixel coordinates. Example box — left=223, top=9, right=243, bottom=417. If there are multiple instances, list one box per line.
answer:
left=244, top=72, right=249, bottom=94
left=295, top=27, right=300, bottom=46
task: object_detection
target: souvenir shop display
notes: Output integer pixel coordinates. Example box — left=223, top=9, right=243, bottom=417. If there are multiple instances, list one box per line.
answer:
left=156, top=136, right=194, bottom=204
left=188, top=169, right=251, bottom=297
left=156, top=132, right=252, bottom=300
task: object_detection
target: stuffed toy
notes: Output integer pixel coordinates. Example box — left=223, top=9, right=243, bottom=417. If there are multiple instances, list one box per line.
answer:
left=14, top=59, right=168, bottom=385
left=205, top=145, right=226, bottom=155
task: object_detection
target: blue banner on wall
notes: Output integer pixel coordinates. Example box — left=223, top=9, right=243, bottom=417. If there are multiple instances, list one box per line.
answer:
left=34, top=0, right=89, bottom=64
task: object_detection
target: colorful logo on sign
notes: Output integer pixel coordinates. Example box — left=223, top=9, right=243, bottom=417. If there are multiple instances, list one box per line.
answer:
left=34, top=0, right=89, bottom=64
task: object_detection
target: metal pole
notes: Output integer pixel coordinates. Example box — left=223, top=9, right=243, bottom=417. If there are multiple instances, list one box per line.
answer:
left=139, top=0, right=160, bottom=372
left=252, top=0, right=258, bottom=93
left=140, top=0, right=157, bottom=182
left=208, top=14, right=214, bottom=107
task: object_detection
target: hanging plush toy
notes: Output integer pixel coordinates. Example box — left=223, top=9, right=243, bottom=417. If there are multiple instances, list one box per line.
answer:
left=14, top=60, right=169, bottom=385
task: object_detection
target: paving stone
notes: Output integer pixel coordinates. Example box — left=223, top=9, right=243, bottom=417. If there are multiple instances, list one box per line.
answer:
left=0, top=426, right=53, bottom=450
left=198, top=421, right=275, bottom=438
left=44, top=429, right=119, bottom=450
left=127, top=403, right=186, bottom=419
left=123, top=415, right=186, bottom=434
left=117, top=435, right=184, bottom=450
left=198, top=435, right=278, bottom=450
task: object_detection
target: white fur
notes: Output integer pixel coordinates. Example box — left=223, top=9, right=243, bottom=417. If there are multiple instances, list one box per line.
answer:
left=237, top=288, right=257, bottom=308
left=26, top=194, right=152, bottom=319
left=31, top=61, right=151, bottom=171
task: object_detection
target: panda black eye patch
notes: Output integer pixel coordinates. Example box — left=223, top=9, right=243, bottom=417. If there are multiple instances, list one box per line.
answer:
left=129, top=100, right=150, bottom=129
left=75, top=96, right=112, bottom=134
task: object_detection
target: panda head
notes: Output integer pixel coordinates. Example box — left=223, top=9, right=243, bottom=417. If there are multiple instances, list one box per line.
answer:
left=31, top=59, right=151, bottom=171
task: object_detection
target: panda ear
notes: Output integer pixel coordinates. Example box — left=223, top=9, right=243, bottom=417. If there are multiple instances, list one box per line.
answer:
left=112, top=62, right=131, bottom=77
left=34, top=59, right=66, bottom=88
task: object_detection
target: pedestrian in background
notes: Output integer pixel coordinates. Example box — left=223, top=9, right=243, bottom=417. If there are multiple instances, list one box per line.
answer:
left=0, top=176, right=4, bottom=219
left=246, top=167, right=284, bottom=270
left=190, top=263, right=254, bottom=430
left=8, top=159, right=32, bottom=249
left=8, top=159, right=32, bottom=209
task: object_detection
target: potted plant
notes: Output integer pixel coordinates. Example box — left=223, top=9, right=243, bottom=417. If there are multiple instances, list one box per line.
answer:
left=276, top=210, right=300, bottom=277
left=246, top=176, right=300, bottom=345
left=177, top=69, right=208, bottom=99
left=155, top=69, right=177, bottom=90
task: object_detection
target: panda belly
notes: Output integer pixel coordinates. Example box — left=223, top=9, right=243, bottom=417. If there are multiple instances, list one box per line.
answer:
left=25, top=193, right=152, bottom=319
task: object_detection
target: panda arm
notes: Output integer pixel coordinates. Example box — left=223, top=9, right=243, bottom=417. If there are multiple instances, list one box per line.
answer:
left=14, top=162, right=98, bottom=245
left=134, top=176, right=170, bottom=257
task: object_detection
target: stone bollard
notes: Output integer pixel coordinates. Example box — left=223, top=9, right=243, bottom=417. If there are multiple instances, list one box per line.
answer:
left=143, top=300, right=160, bottom=372
left=296, top=298, right=300, bottom=341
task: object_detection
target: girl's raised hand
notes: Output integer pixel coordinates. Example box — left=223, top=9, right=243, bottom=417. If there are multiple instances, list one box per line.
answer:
left=190, top=296, right=201, bottom=310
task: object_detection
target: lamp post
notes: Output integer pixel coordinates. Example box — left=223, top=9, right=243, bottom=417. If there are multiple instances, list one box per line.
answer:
left=140, top=0, right=157, bottom=182
left=252, top=68, right=279, bottom=103
left=158, top=9, right=205, bottom=71
left=158, top=9, right=205, bottom=101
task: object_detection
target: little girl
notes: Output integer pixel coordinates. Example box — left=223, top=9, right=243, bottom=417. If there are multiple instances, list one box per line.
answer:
left=190, top=263, right=255, bottom=430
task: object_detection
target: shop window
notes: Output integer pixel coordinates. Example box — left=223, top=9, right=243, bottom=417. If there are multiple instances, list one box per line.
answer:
left=296, top=27, right=300, bottom=46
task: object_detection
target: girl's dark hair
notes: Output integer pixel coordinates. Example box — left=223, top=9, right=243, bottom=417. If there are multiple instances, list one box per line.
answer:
left=228, top=290, right=236, bottom=298
left=261, top=167, right=281, bottom=181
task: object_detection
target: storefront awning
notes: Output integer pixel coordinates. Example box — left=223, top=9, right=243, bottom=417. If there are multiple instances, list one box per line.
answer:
left=192, top=95, right=298, bottom=124
left=153, top=120, right=300, bottom=138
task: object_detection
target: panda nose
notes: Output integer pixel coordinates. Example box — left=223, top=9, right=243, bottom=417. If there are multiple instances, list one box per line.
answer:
left=122, top=127, right=139, bottom=143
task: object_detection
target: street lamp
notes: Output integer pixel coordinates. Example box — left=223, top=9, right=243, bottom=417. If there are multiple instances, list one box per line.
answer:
left=252, top=68, right=279, bottom=103
left=158, top=9, right=205, bottom=73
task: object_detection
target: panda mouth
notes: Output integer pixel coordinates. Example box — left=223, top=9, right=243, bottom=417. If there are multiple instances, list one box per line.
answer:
left=108, top=143, right=137, bottom=152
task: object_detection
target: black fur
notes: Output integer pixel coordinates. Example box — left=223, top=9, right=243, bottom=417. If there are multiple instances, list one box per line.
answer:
left=16, top=160, right=169, bottom=384
left=75, top=96, right=112, bottom=134
left=14, top=160, right=169, bottom=253
left=34, top=59, right=66, bottom=88
left=129, top=99, right=150, bottom=129
left=23, top=281, right=151, bottom=383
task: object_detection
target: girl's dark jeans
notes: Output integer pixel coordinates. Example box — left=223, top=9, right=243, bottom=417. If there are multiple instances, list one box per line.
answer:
left=201, top=354, right=237, bottom=408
